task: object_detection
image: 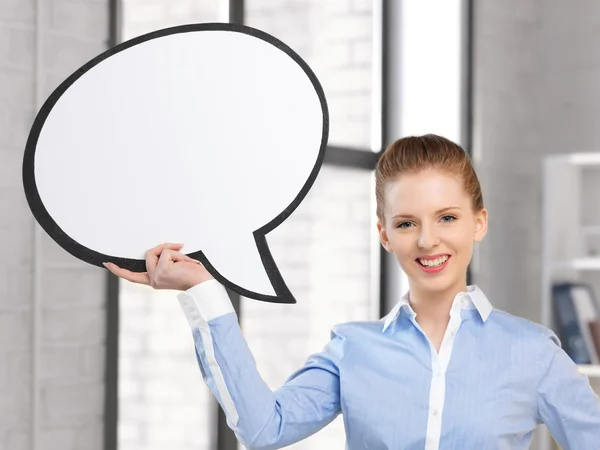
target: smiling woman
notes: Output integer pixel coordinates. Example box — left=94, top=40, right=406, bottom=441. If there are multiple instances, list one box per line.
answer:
left=376, top=135, right=488, bottom=331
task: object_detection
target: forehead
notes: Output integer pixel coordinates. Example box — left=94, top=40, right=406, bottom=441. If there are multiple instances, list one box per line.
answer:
left=384, top=169, right=468, bottom=212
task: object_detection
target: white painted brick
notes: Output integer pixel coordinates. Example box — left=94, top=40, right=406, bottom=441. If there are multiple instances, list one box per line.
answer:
left=119, top=379, right=142, bottom=400
left=312, top=42, right=352, bottom=68
left=0, top=149, right=30, bottom=191
left=119, top=333, right=145, bottom=353
left=324, top=15, right=372, bottom=42
left=41, top=308, right=105, bottom=345
left=80, top=344, right=104, bottom=379
left=351, top=0, right=372, bottom=14
left=323, top=66, right=372, bottom=94
left=0, top=383, right=31, bottom=425
left=49, top=0, right=108, bottom=39
left=42, top=382, right=104, bottom=422
left=0, top=0, right=35, bottom=24
left=0, top=189, right=33, bottom=232
left=0, top=104, right=34, bottom=150
left=41, top=347, right=80, bottom=380
left=0, top=311, right=31, bottom=350
left=5, top=351, right=32, bottom=390
left=0, top=25, right=35, bottom=69
left=5, top=429, right=29, bottom=450
left=38, top=428, right=75, bottom=450
left=0, top=267, right=32, bottom=310
left=41, top=268, right=105, bottom=308
left=72, top=422, right=103, bottom=450
left=118, top=422, right=141, bottom=441
left=43, top=32, right=107, bottom=80
left=0, top=67, right=34, bottom=108
left=351, top=39, right=372, bottom=66
left=267, top=218, right=312, bottom=242
left=0, top=227, right=33, bottom=268
left=322, top=0, right=353, bottom=15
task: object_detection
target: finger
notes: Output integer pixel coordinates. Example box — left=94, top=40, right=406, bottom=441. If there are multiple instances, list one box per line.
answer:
left=146, top=243, right=184, bottom=279
left=184, top=256, right=202, bottom=265
left=154, top=249, right=178, bottom=287
left=103, top=262, right=151, bottom=285
left=170, top=251, right=203, bottom=267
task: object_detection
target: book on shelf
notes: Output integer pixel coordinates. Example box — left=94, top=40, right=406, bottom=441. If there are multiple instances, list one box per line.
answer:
left=552, top=282, right=600, bottom=364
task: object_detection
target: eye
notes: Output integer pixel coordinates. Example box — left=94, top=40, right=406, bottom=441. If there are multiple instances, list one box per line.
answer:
left=440, top=215, right=456, bottom=223
left=396, top=221, right=414, bottom=229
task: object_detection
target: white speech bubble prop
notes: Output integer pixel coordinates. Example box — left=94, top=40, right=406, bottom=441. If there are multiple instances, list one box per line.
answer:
left=22, top=23, right=328, bottom=304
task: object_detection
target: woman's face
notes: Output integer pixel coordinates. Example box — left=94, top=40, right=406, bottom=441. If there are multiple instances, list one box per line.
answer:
left=377, top=168, right=488, bottom=296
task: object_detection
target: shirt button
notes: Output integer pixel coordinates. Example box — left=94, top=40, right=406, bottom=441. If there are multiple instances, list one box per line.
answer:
left=461, top=298, right=469, bottom=307
left=431, top=408, right=439, bottom=417
left=450, top=328, right=458, bottom=336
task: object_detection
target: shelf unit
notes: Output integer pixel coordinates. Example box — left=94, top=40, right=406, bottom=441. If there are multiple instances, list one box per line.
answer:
left=539, top=153, right=600, bottom=450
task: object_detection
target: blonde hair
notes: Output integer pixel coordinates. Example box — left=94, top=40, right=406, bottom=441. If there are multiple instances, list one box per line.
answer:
left=375, top=134, right=484, bottom=222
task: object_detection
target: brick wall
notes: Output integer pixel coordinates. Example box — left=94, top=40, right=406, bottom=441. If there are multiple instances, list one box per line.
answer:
left=0, top=0, right=109, bottom=449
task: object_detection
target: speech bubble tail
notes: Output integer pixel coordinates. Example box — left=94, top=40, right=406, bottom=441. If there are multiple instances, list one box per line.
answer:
left=198, top=234, right=296, bottom=304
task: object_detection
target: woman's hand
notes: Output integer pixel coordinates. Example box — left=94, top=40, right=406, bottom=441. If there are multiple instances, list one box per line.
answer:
left=103, top=243, right=214, bottom=291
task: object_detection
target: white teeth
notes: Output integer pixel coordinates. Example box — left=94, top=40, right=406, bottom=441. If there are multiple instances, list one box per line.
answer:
left=419, top=256, right=449, bottom=267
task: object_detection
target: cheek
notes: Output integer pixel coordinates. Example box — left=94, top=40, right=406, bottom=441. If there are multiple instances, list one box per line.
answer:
left=388, top=232, right=416, bottom=256
left=445, top=224, right=475, bottom=246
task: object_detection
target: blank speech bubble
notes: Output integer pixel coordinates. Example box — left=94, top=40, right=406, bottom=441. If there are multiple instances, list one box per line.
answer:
left=22, top=23, right=328, bottom=304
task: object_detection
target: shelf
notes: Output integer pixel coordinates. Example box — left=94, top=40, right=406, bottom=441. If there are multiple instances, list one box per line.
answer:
left=561, top=153, right=600, bottom=166
left=582, top=225, right=600, bottom=236
left=552, top=257, right=600, bottom=271
left=578, top=364, right=600, bottom=377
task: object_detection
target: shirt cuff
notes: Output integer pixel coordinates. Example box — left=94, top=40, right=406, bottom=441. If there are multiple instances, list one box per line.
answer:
left=177, top=279, right=236, bottom=328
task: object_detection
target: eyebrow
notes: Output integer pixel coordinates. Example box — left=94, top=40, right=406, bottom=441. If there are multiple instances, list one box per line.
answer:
left=391, top=207, right=461, bottom=220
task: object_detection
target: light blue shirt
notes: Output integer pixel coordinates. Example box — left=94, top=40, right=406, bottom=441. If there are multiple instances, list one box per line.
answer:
left=177, top=281, right=600, bottom=450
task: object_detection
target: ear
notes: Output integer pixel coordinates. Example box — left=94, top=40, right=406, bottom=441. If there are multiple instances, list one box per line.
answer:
left=473, top=208, right=488, bottom=242
left=377, top=220, right=393, bottom=252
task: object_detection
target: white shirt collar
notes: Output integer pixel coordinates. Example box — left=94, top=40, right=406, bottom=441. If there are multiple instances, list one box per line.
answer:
left=381, top=285, right=493, bottom=333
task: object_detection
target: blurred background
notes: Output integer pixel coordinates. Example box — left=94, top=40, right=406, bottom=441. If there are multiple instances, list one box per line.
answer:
left=2, top=0, right=600, bottom=449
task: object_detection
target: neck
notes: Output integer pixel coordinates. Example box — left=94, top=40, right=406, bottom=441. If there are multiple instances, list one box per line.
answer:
left=408, top=280, right=468, bottom=326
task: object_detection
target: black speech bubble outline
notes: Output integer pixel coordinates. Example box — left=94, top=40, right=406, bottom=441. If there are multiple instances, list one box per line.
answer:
left=22, top=22, right=329, bottom=305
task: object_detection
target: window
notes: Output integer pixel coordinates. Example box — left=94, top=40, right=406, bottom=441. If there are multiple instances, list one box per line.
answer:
left=245, top=0, right=375, bottom=150
left=239, top=166, right=379, bottom=450
left=238, top=1, right=381, bottom=449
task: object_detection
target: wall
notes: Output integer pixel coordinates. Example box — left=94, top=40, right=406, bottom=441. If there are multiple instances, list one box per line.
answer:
left=0, top=0, right=110, bottom=449
left=472, top=0, right=600, bottom=321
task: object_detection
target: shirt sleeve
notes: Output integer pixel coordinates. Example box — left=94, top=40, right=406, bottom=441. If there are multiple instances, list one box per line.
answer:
left=177, top=280, right=344, bottom=450
left=536, top=333, right=600, bottom=449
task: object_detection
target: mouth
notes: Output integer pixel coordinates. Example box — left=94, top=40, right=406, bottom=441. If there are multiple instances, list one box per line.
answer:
left=415, top=255, right=450, bottom=273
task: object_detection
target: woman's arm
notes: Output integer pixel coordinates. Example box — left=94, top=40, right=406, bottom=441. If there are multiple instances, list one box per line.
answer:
left=178, top=280, right=344, bottom=450
left=537, top=333, right=600, bottom=449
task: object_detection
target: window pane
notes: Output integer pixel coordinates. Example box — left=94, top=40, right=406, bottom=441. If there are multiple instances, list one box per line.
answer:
left=246, top=1, right=375, bottom=150
left=239, top=166, right=378, bottom=450
left=121, top=0, right=222, bottom=41
left=117, top=2, right=220, bottom=450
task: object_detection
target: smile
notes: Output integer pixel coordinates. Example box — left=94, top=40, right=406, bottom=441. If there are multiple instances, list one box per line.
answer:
left=416, top=255, right=450, bottom=273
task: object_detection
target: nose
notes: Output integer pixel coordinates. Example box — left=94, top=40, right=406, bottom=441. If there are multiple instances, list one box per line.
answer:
left=417, top=225, right=440, bottom=250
